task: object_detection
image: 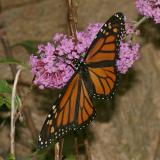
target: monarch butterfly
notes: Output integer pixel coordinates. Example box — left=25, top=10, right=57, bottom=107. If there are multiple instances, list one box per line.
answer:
left=38, top=12, right=125, bottom=149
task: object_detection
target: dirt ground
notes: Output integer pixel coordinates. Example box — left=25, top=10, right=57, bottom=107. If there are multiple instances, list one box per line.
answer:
left=0, top=0, right=160, bottom=160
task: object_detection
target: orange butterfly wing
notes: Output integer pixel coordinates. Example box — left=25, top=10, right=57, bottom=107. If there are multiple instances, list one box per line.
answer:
left=85, top=13, right=125, bottom=99
left=38, top=13, right=125, bottom=149
left=38, top=73, right=96, bottom=149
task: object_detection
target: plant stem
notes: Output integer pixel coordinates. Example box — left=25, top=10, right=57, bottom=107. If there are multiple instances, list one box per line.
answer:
left=66, top=0, right=80, bottom=159
left=66, top=0, right=78, bottom=42
left=74, top=136, right=79, bottom=160
left=10, top=66, right=22, bottom=156
left=134, top=16, right=148, bottom=30
left=84, top=138, right=92, bottom=160
left=0, top=23, right=38, bottom=142
left=126, top=16, right=148, bottom=41
left=55, top=142, right=60, bottom=160
left=60, top=138, right=64, bottom=160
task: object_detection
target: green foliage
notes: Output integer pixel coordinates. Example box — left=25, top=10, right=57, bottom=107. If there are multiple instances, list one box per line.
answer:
left=12, top=40, right=42, bottom=54
left=0, top=57, right=28, bottom=68
left=0, top=96, right=4, bottom=106
left=0, top=80, right=12, bottom=94
left=7, top=153, right=15, bottom=160
left=0, top=80, right=12, bottom=109
left=0, top=80, right=21, bottom=109
left=0, top=95, right=11, bottom=109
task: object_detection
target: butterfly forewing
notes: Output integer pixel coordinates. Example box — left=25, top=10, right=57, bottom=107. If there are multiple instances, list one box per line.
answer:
left=85, top=12, right=125, bottom=99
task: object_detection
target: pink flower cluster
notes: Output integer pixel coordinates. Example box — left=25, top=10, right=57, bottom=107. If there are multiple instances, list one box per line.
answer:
left=30, top=22, right=140, bottom=89
left=117, top=42, right=140, bottom=74
left=117, top=22, right=140, bottom=74
left=30, top=23, right=102, bottom=89
left=136, top=0, right=160, bottom=23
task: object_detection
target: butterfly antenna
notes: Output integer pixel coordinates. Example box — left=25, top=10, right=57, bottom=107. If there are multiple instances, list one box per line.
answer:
left=54, top=53, right=76, bottom=71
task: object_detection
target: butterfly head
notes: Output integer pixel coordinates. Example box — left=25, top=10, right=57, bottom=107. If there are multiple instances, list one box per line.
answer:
left=72, top=58, right=85, bottom=71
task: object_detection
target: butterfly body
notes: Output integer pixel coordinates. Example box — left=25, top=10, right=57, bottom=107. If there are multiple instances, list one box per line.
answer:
left=38, top=12, right=125, bottom=149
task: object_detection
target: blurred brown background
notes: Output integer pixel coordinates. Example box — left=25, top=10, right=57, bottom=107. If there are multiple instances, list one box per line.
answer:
left=0, top=0, right=160, bottom=160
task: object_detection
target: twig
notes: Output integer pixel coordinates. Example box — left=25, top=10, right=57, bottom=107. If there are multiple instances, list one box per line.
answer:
left=66, top=0, right=78, bottom=42
left=60, top=138, right=64, bottom=160
left=55, top=142, right=60, bottom=160
left=126, top=16, right=148, bottom=41
left=66, top=0, right=80, bottom=159
left=74, top=135, right=79, bottom=160
left=134, top=16, right=148, bottom=30
left=10, top=66, right=22, bottom=156
left=13, top=81, right=38, bottom=141
left=0, top=23, right=38, bottom=142
left=84, top=138, right=92, bottom=160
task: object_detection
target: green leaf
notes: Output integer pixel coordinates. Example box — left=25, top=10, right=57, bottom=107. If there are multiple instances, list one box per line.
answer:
left=5, top=95, right=11, bottom=109
left=0, top=80, right=22, bottom=109
left=0, top=95, right=21, bottom=110
left=12, top=40, right=42, bottom=54
left=15, top=95, right=21, bottom=108
left=0, top=58, right=28, bottom=68
left=0, top=80, right=12, bottom=93
left=0, top=95, right=11, bottom=109
left=7, top=153, right=15, bottom=160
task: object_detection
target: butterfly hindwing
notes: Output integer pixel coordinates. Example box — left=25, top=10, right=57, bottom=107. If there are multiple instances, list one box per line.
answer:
left=38, top=73, right=96, bottom=149
left=85, top=12, right=125, bottom=99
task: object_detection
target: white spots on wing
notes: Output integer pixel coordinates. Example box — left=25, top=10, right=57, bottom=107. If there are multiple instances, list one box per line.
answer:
left=47, top=120, right=52, bottom=126
left=39, top=137, right=41, bottom=142
left=51, top=126, right=55, bottom=133
left=38, top=111, right=96, bottom=149
left=108, top=24, right=112, bottom=29
left=52, top=105, right=56, bottom=110
left=115, top=13, right=119, bottom=17
left=53, top=108, right=57, bottom=113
